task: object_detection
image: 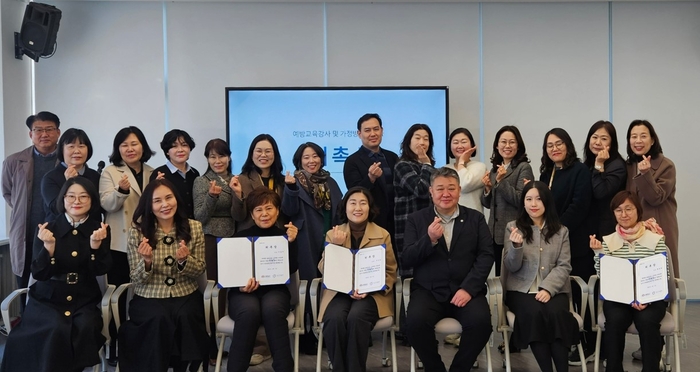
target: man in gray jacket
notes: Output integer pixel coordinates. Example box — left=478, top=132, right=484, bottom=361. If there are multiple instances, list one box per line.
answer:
left=2, top=112, right=61, bottom=310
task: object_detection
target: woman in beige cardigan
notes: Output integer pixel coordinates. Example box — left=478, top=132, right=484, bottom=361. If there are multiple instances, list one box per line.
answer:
left=318, top=186, right=398, bottom=372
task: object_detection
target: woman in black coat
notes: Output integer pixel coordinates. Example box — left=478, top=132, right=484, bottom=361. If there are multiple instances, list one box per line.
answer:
left=1, top=177, right=111, bottom=372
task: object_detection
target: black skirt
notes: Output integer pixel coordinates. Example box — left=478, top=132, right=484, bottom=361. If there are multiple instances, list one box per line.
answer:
left=118, top=290, right=209, bottom=372
left=505, top=291, right=580, bottom=349
left=0, top=285, right=104, bottom=372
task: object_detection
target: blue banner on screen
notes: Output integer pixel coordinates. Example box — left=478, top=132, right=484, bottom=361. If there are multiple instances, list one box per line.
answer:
left=226, top=87, right=449, bottom=193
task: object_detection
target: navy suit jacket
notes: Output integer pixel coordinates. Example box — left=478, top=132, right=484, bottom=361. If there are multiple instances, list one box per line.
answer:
left=402, top=205, right=494, bottom=303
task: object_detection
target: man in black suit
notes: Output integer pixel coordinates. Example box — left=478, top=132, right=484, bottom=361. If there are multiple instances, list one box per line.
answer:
left=343, top=113, right=399, bottom=243
left=403, top=167, right=494, bottom=372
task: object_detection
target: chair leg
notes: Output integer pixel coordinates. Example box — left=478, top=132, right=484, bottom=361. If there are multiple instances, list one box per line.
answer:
left=577, top=341, right=587, bottom=372
left=673, top=333, right=681, bottom=372
left=503, top=331, right=511, bottom=372
left=293, top=331, right=300, bottom=372
left=593, top=329, right=602, bottom=372
left=316, top=329, right=324, bottom=372
left=381, top=331, right=387, bottom=366
left=410, top=347, right=416, bottom=372
left=486, top=341, right=493, bottom=372
left=390, top=329, right=397, bottom=372
left=215, top=334, right=226, bottom=372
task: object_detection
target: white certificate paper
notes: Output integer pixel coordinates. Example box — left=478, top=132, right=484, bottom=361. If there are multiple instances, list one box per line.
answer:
left=217, top=237, right=254, bottom=288
left=216, top=236, right=290, bottom=288
left=254, top=236, right=290, bottom=286
left=599, top=253, right=668, bottom=305
left=322, top=243, right=386, bottom=294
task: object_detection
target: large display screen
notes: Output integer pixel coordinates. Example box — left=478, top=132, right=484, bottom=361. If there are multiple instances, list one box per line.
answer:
left=226, top=87, right=449, bottom=192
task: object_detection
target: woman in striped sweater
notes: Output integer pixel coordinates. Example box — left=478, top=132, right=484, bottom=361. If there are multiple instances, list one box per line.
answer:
left=592, top=190, right=667, bottom=372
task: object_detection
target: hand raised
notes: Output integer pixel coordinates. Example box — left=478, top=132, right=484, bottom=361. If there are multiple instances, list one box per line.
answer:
left=368, top=162, right=383, bottom=182
left=427, top=216, right=444, bottom=243
left=589, top=234, right=603, bottom=250
left=118, top=174, right=131, bottom=192
left=523, top=178, right=531, bottom=186
left=208, top=180, right=222, bottom=197
left=90, top=222, right=109, bottom=249
left=175, top=240, right=189, bottom=261
left=229, top=175, right=242, bottom=199
left=64, top=164, right=79, bottom=180
left=458, top=147, right=477, bottom=166
left=495, top=163, right=507, bottom=183
left=329, top=225, right=348, bottom=245
left=284, top=222, right=298, bottom=242
left=37, top=222, right=56, bottom=255
left=155, top=171, right=165, bottom=180
left=595, top=146, right=610, bottom=165
left=638, top=155, right=652, bottom=174
left=481, top=171, right=492, bottom=191
left=137, top=237, right=153, bottom=264
left=415, top=146, right=432, bottom=165
left=284, top=171, right=296, bottom=185
left=509, top=226, right=523, bottom=247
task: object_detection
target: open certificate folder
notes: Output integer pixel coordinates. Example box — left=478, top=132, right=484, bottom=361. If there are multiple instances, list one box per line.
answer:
left=599, top=252, right=668, bottom=305
left=322, top=243, right=387, bottom=295
left=216, top=236, right=290, bottom=288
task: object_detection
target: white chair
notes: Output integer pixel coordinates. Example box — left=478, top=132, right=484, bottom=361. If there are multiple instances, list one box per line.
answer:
left=1, top=274, right=115, bottom=372
left=110, top=271, right=214, bottom=372
left=403, top=277, right=494, bottom=372
left=309, top=277, right=401, bottom=372
left=211, top=271, right=307, bottom=372
left=488, top=275, right=587, bottom=372
left=588, top=249, right=686, bottom=372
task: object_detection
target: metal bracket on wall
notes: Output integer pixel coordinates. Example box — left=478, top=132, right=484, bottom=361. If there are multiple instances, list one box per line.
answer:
left=14, top=32, right=23, bottom=60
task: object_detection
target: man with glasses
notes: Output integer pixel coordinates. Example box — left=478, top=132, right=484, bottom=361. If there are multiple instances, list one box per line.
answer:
left=2, top=112, right=61, bottom=314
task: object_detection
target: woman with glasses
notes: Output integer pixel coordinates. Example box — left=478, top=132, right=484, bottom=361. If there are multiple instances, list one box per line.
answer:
left=41, top=128, right=101, bottom=222
left=118, top=179, right=209, bottom=372
left=444, top=128, right=487, bottom=212
left=539, top=127, right=595, bottom=362
left=1, top=177, right=111, bottom=372
left=592, top=191, right=668, bottom=372
left=480, top=125, right=534, bottom=276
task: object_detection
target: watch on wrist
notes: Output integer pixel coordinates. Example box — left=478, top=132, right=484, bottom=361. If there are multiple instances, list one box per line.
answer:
left=594, top=164, right=603, bottom=170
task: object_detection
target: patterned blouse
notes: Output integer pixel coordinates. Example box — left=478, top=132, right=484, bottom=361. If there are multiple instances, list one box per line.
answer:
left=127, top=219, right=206, bottom=298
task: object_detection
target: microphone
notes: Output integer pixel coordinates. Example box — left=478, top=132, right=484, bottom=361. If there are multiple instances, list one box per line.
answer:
left=97, top=160, right=105, bottom=174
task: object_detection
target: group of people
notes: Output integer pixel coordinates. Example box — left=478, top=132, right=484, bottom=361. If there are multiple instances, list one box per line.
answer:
left=0, top=111, right=677, bottom=372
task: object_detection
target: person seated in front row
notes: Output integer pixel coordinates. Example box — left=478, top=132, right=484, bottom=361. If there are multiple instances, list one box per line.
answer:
left=226, top=187, right=299, bottom=372
left=402, top=167, right=494, bottom=372
left=118, top=179, right=209, bottom=372
left=592, top=190, right=668, bottom=372
left=503, top=181, right=580, bottom=372
left=318, top=186, right=398, bottom=372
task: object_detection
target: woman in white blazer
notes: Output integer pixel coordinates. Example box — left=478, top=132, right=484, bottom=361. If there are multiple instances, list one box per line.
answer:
left=98, top=126, right=155, bottom=365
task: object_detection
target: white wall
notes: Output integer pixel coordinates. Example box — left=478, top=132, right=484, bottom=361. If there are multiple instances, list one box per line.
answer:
left=11, top=1, right=700, bottom=297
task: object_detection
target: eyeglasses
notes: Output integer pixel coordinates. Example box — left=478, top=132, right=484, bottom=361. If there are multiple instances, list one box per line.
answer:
left=32, top=127, right=58, bottom=134
left=498, top=140, right=517, bottom=147
left=254, top=149, right=274, bottom=156
left=64, top=194, right=90, bottom=203
left=546, top=141, right=565, bottom=150
left=613, top=207, right=636, bottom=215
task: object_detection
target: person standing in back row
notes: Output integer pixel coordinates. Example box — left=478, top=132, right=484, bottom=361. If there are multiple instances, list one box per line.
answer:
left=151, top=129, right=200, bottom=219
left=343, top=113, right=399, bottom=249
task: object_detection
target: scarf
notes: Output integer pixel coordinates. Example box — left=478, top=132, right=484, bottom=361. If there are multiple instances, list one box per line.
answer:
left=616, top=222, right=646, bottom=243
left=295, top=169, right=331, bottom=210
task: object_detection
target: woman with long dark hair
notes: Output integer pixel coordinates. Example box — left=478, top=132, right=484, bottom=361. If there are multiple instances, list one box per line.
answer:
left=503, top=181, right=578, bottom=372
left=480, top=125, right=534, bottom=276
left=625, top=120, right=678, bottom=277
left=582, top=121, right=627, bottom=239
left=393, top=123, right=436, bottom=276
left=118, top=179, right=208, bottom=372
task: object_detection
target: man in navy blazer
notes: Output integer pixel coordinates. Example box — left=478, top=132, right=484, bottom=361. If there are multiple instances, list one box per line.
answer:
left=403, top=167, right=494, bottom=372
left=343, top=113, right=399, bottom=245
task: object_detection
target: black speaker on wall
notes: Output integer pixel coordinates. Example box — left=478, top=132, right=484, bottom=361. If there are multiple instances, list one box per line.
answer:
left=14, top=2, right=62, bottom=62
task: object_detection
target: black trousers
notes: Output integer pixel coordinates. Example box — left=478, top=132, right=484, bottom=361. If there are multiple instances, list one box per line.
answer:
left=227, top=286, right=293, bottom=372
left=603, top=300, right=667, bottom=372
left=322, top=295, right=379, bottom=372
left=406, top=288, right=492, bottom=372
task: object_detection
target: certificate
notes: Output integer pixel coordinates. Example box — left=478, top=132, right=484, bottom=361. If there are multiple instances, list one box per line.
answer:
left=599, top=252, right=668, bottom=305
left=217, top=236, right=290, bottom=288
left=322, top=243, right=386, bottom=294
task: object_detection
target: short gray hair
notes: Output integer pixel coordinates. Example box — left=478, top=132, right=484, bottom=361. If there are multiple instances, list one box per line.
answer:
left=430, top=167, right=460, bottom=185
